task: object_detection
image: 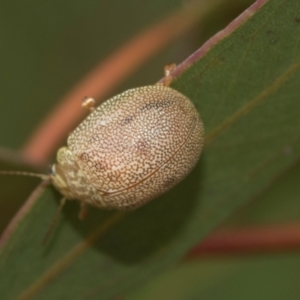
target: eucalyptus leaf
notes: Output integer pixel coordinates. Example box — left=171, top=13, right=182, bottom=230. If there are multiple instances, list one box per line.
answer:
left=1, top=0, right=300, bottom=299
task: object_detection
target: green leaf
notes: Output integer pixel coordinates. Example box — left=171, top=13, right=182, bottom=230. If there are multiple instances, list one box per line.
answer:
left=1, top=0, right=300, bottom=299
left=131, top=158, right=300, bottom=300
left=131, top=252, right=300, bottom=300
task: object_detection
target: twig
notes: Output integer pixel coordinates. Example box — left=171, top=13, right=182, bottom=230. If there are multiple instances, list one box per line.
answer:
left=186, top=223, right=300, bottom=258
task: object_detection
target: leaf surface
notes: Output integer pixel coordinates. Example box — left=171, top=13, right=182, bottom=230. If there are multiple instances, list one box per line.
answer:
left=1, top=0, right=300, bottom=299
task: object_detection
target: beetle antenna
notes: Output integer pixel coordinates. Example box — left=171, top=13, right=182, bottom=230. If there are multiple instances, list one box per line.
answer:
left=0, top=170, right=48, bottom=181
